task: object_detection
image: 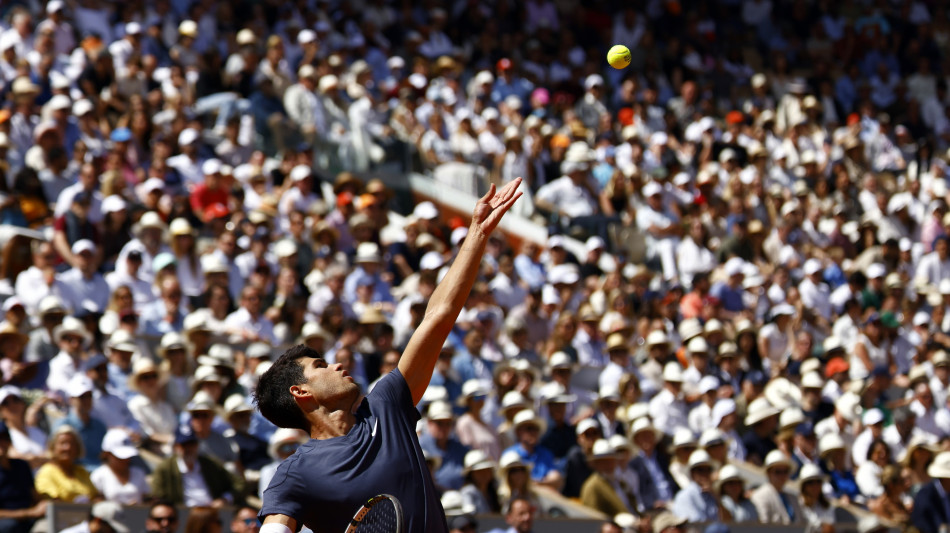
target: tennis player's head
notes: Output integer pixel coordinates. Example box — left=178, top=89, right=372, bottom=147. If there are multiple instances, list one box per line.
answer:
left=254, top=344, right=361, bottom=431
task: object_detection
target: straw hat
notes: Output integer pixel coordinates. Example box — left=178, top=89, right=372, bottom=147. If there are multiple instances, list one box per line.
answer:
left=798, top=463, right=825, bottom=483
left=687, top=449, right=714, bottom=471
left=928, top=452, right=950, bottom=479
left=462, top=449, right=496, bottom=475
left=128, top=358, right=163, bottom=392
left=267, top=428, right=308, bottom=460
left=512, top=410, right=546, bottom=434
left=53, top=316, right=91, bottom=345
left=457, top=379, right=490, bottom=406
left=588, top=438, right=619, bottom=461
left=744, top=398, right=780, bottom=425
left=441, top=490, right=476, bottom=517
left=499, top=450, right=530, bottom=471
left=629, top=417, right=662, bottom=442
left=818, top=433, right=846, bottom=458
left=0, top=323, right=28, bottom=347
left=715, top=464, right=744, bottom=491
left=763, top=450, right=793, bottom=471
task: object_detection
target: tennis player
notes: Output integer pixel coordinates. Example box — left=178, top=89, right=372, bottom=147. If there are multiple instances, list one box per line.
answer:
left=255, top=179, right=523, bottom=533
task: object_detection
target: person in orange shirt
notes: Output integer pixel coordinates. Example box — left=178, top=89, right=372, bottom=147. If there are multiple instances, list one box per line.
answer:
left=679, top=271, right=710, bottom=319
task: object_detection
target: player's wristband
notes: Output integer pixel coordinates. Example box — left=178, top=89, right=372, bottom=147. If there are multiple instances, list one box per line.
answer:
left=260, top=524, right=293, bottom=533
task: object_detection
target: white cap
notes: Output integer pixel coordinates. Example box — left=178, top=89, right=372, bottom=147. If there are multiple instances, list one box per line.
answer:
left=642, top=181, right=662, bottom=197
left=687, top=337, right=709, bottom=354
left=450, top=227, right=468, bottom=246
left=67, top=375, right=95, bottom=398
left=274, top=239, right=299, bottom=258
left=584, top=74, right=604, bottom=90
left=178, top=128, right=199, bottom=146
left=576, top=418, right=600, bottom=436
left=125, top=22, right=142, bottom=35
left=71, top=239, right=96, bottom=255
left=298, top=29, right=317, bottom=44
left=698, top=375, right=719, bottom=395
left=662, top=362, right=684, bottom=383
left=724, top=257, right=745, bottom=277
left=419, top=251, right=445, bottom=271
left=863, top=408, right=885, bottom=426
left=413, top=201, right=439, bottom=220
left=47, top=0, right=65, bottom=13
left=541, top=284, right=560, bottom=305
left=801, top=372, right=825, bottom=389
left=803, top=258, right=822, bottom=276
left=102, top=428, right=138, bottom=459
left=290, top=165, right=313, bottom=182
left=101, top=195, right=127, bottom=214
left=866, top=263, right=886, bottom=279
left=48, top=94, right=72, bottom=111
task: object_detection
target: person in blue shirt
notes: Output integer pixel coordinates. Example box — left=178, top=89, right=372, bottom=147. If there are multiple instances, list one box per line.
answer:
left=419, top=401, right=470, bottom=491
left=254, top=179, right=523, bottom=533
left=503, top=410, right=562, bottom=490
left=53, top=375, right=107, bottom=468
left=672, top=450, right=720, bottom=522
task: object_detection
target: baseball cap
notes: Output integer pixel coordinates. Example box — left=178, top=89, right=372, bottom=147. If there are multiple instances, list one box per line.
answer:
left=102, top=428, right=138, bottom=459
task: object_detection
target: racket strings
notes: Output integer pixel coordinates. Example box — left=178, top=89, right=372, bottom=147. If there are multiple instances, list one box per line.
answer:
left=359, top=499, right=398, bottom=533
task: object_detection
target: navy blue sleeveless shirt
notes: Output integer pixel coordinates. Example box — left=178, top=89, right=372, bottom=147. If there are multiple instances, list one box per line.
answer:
left=259, top=369, right=448, bottom=533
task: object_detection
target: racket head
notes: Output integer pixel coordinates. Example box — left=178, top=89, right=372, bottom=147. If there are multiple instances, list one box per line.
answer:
left=344, top=494, right=404, bottom=533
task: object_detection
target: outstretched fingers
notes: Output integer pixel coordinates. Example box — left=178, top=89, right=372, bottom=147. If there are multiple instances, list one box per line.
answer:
left=491, top=178, right=522, bottom=208
left=485, top=190, right=523, bottom=227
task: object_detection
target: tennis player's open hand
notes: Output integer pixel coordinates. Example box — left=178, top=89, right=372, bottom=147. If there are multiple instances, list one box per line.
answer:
left=471, top=178, right=523, bottom=237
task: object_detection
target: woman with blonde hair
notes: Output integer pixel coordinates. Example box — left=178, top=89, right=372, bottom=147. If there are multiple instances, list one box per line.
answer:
left=98, top=284, right=136, bottom=337
left=542, top=312, right=578, bottom=362
left=34, top=426, right=97, bottom=502
left=497, top=450, right=542, bottom=514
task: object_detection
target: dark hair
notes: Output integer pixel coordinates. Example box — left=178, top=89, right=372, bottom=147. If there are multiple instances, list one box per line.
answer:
left=867, top=438, right=890, bottom=461
left=253, top=344, right=316, bottom=431
left=148, top=500, right=178, bottom=520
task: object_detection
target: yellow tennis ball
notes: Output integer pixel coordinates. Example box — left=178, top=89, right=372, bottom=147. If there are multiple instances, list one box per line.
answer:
left=607, top=45, right=631, bottom=69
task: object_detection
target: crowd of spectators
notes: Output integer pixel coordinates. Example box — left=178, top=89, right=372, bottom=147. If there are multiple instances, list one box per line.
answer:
left=5, top=0, right=950, bottom=533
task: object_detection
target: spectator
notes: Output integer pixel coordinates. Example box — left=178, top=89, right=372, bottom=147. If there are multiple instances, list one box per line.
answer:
left=150, top=424, right=239, bottom=507
left=0, top=420, right=46, bottom=533
left=34, top=425, right=96, bottom=502
left=90, top=428, right=150, bottom=505
left=751, top=450, right=802, bottom=525
left=798, top=464, right=835, bottom=533
left=717, top=464, right=758, bottom=523
left=671, top=449, right=719, bottom=522
left=419, top=401, right=468, bottom=491
left=580, top=439, right=635, bottom=516
left=144, top=501, right=179, bottom=533
left=460, top=450, right=501, bottom=514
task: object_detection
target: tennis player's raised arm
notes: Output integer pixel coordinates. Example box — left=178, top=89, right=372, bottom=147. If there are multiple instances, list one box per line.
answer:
left=399, top=178, right=523, bottom=404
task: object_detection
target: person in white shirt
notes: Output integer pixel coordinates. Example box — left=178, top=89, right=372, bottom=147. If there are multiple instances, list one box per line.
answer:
left=224, top=286, right=276, bottom=344
left=57, top=240, right=110, bottom=314
left=852, top=408, right=885, bottom=469
left=278, top=165, right=320, bottom=232
left=648, top=363, right=690, bottom=436
left=799, top=259, right=832, bottom=323
left=166, top=128, right=204, bottom=189
left=46, top=316, right=92, bottom=395
left=535, top=157, right=600, bottom=218
left=637, top=181, right=682, bottom=282
left=916, top=236, right=950, bottom=286
left=53, top=162, right=104, bottom=223
left=90, top=428, right=150, bottom=505
left=14, top=240, right=73, bottom=316
left=676, top=220, right=718, bottom=287
left=115, top=212, right=171, bottom=285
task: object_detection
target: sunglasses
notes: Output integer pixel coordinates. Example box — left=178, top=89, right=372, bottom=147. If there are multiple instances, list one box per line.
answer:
left=242, top=518, right=259, bottom=526
left=149, top=515, right=177, bottom=523
left=191, top=412, right=213, bottom=420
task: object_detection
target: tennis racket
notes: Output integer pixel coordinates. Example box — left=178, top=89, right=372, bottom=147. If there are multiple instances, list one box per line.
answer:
left=344, top=494, right=405, bottom=533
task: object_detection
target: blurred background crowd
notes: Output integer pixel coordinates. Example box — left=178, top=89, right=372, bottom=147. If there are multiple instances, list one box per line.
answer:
left=3, top=0, right=950, bottom=532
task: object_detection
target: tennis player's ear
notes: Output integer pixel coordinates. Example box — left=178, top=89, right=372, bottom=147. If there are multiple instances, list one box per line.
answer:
left=289, top=383, right=310, bottom=400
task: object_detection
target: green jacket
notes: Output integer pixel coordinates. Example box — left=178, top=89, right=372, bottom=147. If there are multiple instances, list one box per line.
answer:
left=151, top=454, right=244, bottom=506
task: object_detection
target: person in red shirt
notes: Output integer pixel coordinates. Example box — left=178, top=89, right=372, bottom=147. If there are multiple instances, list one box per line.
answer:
left=190, top=159, right=229, bottom=221
left=679, top=271, right=710, bottom=320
